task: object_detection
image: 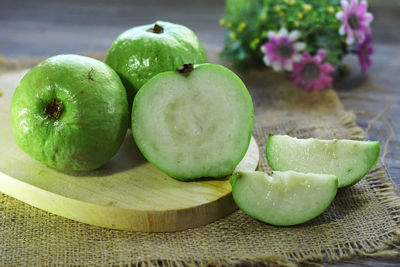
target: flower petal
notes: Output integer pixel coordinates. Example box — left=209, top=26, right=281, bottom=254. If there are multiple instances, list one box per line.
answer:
left=349, top=0, right=358, bottom=10
left=321, top=63, right=334, bottom=73
left=301, top=52, right=312, bottom=61
left=260, top=44, right=266, bottom=53
left=278, top=28, right=288, bottom=38
left=359, top=25, right=371, bottom=35
left=316, top=50, right=327, bottom=61
left=319, top=74, right=333, bottom=88
left=339, top=25, right=346, bottom=35
left=292, top=53, right=302, bottom=62
left=272, top=61, right=282, bottom=71
left=355, top=31, right=366, bottom=43
left=263, top=56, right=271, bottom=66
left=346, top=33, right=355, bottom=44
left=265, top=43, right=278, bottom=58
left=294, top=42, right=306, bottom=51
left=341, top=0, right=349, bottom=10
left=356, top=1, right=368, bottom=15
left=336, top=11, right=344, bottom=20
left=267, top=30, right=277, bottom=39
left=362, top=12, right=374, bottom=24
left=284, top=60, right=293, bottom=71
left=288, top=30, right=301, bottom=41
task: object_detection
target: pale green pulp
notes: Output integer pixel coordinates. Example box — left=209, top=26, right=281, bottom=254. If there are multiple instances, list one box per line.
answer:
left=132, top=64, right=254, bottom=180
left=230, top=171, right=338, bottom=226
left=266, top=135, right=380, bottom=187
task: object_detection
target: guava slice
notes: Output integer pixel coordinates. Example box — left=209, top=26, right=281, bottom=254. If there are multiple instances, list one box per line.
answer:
left=230, top=171, right=338, bottom=226
left=132, top=63, right=254, bottom=180
left=266, top=135, right=380, bottom=187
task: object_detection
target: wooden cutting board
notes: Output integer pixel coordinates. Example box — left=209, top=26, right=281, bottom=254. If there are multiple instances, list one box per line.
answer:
left=0, top=69, right=259, bottom=232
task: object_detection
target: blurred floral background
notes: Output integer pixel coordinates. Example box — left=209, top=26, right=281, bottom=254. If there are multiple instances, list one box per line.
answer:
left=220, top=0, right=380, bottom=91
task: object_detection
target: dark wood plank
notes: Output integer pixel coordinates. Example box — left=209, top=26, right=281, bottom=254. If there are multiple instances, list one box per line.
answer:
left=0, top=0, right=226, bottom=58
left=335, top=43, right=400, bottom=191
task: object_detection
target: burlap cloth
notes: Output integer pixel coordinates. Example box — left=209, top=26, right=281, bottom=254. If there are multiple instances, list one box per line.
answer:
left=1, top=48, right=399, bottom=266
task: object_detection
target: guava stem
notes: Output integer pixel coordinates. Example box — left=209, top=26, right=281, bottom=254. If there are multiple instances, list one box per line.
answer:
left=177, top=63, right=194, bottom=77
left=147, top=24, right=164, bottom=34
left=45, top=99, right=63, bottom=120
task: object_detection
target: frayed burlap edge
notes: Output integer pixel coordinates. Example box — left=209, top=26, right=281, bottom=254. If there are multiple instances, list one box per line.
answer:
left=1, top=55, right=399, bottom=266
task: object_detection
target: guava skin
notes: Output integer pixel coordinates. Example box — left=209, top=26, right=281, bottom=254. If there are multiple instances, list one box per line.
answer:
left=104, top=21, right=208, bottom=107
left=10, top=55, right=129, bottom=171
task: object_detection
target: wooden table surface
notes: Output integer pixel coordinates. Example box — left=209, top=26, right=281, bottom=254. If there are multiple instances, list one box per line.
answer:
left=1, top=0, right=399, bottom=265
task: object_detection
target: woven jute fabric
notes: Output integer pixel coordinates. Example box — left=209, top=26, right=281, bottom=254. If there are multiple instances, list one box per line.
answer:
left=0, top=49, right=399, bottom=266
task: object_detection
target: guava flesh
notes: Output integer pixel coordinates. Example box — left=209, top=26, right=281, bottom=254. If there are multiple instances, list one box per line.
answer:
left=230, top=171, right=338, bottom=226
left=266, top=135, right=380, bottom=187
left=132, top=63, right=254, bottom=180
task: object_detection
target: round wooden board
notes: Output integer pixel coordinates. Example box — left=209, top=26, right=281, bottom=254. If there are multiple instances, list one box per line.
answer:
left=0, top=69, right=259, bottom=232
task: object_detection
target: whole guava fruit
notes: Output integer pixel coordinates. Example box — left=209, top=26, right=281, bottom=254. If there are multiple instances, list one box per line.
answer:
left=10, top=54, right=129, bottom=171
left=104, top=21, right=208, bottom=107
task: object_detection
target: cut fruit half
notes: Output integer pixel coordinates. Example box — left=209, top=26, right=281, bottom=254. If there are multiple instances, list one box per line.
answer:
left=230, top=171, right=338, bottom=226
left=266, top=135, right=380, bottom=187
left=132, top=63, right=254, bottom=180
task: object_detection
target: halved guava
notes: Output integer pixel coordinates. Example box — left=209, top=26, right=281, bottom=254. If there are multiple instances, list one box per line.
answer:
left=132, top=63, right=254, bottom=180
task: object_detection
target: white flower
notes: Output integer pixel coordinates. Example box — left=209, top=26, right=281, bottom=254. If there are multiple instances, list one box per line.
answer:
left=260, top=28, right=306, bottom=72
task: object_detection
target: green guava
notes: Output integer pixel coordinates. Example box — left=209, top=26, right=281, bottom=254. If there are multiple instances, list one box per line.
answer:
left=10, top=55, right=129, bottom=171
left=104, top=21, right=208, bottom=107
left=131, top=63, right=254, bottom=180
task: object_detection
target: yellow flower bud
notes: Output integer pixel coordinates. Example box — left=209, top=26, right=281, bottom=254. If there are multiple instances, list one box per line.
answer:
left=260, top=12, right=267, bottom=21
left=327, top=7, right=335, bottom=14
left=274, top=5, right=282, bottom=13
left=288, top=0, right=296, bottom=6
left=237, top=22, right=247, bottom=32
left=250, top=38, right=261, bottom=49
left=298, top=13, right=304, bottom=19
left=294, top=21, right=300, bottom=28
left=230, top=32, right=237, bottom=40
left=262, top=31, right=268, bottom=37
left=303, top=4, right=312, bottom=12
left=226, top=22, right=233, bottom=28
left=219, top=18, right=226, bottom=26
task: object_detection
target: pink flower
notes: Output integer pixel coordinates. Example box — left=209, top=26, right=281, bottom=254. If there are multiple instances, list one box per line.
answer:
left=260, top=28, right=306, bottom=72
left=336, top=0, right=373, bottom=45
left=291, top=50, right=334, bottom=91
left=357, top=34, right=373, bottom=74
